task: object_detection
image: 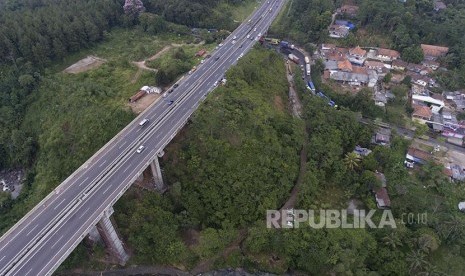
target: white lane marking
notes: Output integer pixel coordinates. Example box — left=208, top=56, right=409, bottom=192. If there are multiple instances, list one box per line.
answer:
left=118, top=140, right=127, bottom=149
left=78, top=208, right=90, bottom=220
left=122, top=166, right=130, bottom=174
left=136, top=128, right=141, bottom=132
left=0, top=256, right=5, bottom=262
left=78, top=177, right=89, bottom=187
left=50, top=235, right=64, bottom=249
left=98, top=160, right=107, bottom=168
left=54, top=198, right=67, bottom=210
left=102, top=185, right=112, bottom=195
left=26, top=224, right=39, bottom=237
left=25, top=268, right=33, bottom=276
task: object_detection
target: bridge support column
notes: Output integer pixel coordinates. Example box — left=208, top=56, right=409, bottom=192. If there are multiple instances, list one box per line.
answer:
left=96, top=210, right=129, bottom=265
left=150, top=157, right=166, bottom=191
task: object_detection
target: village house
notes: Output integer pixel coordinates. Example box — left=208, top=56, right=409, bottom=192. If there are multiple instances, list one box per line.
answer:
left=338, top=4, right=359, bottom=17
left=374, top=91, right=387, bottom=107
left=365, top=60, right=387, bottom=73
left=421, top=44, right=449, bottom=61
left=347, top=46, right=367, bottom=65
left=422, top=60, right=440, bottom=71
left=329, top=66, right=369, bottom=86
left=405, top=147, right=432, bottom=166
left=392, top=60, right=408, bottom=71
left=353, top=145, right=372, bottom=157
left=434, top=0, right=447, bottom=12
left=390, top=74, right=405, bottom=84
left=372, top=127, right=391, bottom=146
left=412, top=104, right=433, bottom=123
left=374, top=48, right=400, bottom=62
left=329, top=25, right=350, bottom=38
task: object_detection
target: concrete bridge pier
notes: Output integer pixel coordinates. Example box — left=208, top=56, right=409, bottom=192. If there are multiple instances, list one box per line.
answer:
left=96, top=209, right=129, bottom=265
left=150, top=157, right=166, bottom=191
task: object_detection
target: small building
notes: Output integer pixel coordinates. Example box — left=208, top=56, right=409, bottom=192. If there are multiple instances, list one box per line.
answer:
left=374, top=91, right=387, bottom=107
left=338, top=5, right=359, bottom=17
left=372, top=127, right=391, bottom=146
left=348, top=46, right=367, bottom=65
left=353, top=145, right=372, bottom=157
left=412, top=94, right=445, bottom=113
left=422, top=60, right=440, bottom=71
left=375, top=48, right=400, bottom=62
left=412, top=104, right=433, bottom=123
left=329, top=69, right=369, bottom=86
left=392, top=60, right=408, bottom=71
left=434, top=0, right=447, bottom=12
left=365, top=60, right=386, bottom=73
left=374, top=187, right=391, bottom=209
left=421, top=44, right=449, bottom=61
left=329, top=25, right=349, bottom=38
left=405, top=147, right=432, bottom=165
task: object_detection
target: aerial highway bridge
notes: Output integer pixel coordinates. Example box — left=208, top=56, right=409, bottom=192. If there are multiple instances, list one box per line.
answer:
left=0, top=0, right=287, bottom=275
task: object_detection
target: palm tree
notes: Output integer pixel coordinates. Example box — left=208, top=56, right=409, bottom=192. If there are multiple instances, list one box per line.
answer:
left=418, top=263, right=445, bottom=276
left=382, top=232, right=402, bottom=249
left=407, top=249, right=429, bottom=274
left=344, top=152, right=361, bottom=171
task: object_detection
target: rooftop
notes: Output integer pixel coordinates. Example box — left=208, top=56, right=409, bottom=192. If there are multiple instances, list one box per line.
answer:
left=349, top=46, right=367, bottom=57
left=407, top=147, right=432, bottom=162
left=376, top=48, right=400, bottom=59
left=421, top=44, right=449, bottom=58
left=413, top=104, right=433, bottom=119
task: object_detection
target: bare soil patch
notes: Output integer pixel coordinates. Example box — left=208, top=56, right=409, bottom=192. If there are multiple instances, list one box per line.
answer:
left=127, top=93, right=160, bottom=114
left=64, top=56, right=107, bottom=74
left=274, top=95, right=285, bottom=112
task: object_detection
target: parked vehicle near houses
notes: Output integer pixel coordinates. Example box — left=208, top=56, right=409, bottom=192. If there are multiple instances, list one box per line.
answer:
left=288, top=54, right=299, bottom=64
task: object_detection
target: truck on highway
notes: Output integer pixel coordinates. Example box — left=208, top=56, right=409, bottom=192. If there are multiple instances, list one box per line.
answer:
left=288, top=54, right=299, bottom=64
left=304, top=56, right=310, bottom=64
left=305, top=64, right=311, bottom=76
left=280, top=40, right=295, bottom=50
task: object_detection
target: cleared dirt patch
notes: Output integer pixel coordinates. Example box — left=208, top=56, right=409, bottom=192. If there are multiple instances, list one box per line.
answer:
left=127, top=93, right=160, bottom=114
left=64, top=56, right=106, bottom=74
left=274, top=95, right=285, bottom=112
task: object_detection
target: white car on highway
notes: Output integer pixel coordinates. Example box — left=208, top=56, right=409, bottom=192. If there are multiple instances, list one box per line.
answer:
left=136, top=145, right=145, bottom=154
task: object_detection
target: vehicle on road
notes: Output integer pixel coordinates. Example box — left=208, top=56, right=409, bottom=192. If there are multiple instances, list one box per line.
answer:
left=136, top=145, right=145, bottom=154
left=162, top=92, right=168, bottom=98
left=306, top=64, right=311, bottom=76
left=139, top=118, right=149, bottom=127
left=200, top=59, right=205, bottom=64
left=280, top=40, right=295, bottom=50
left=173, top=83, right=179, bottom=88
left=247, top=34, right=250, bottom=39
left=254, top=27, right=257, bottom=32
left=215, top=56, right=220, bottom=61
left=188, top=66, right=197, bottom=74
left=213, top=81, right=218, bottom=87
left=219, top=43, right=223, bottom=47
left=168, top=100, right=174, bottom=106
left=233, top=35, right=237, bottom=40
left=239, top=44, right=243, bottom=48
left=168, top=89, right=174, bottom=93
left=288, top=53, right=300, bottom=64
left=304, top=56, right=310, bottom=64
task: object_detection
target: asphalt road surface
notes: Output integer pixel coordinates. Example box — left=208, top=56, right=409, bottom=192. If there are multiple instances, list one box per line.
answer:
left=0, top=0, right=287, bottom=275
